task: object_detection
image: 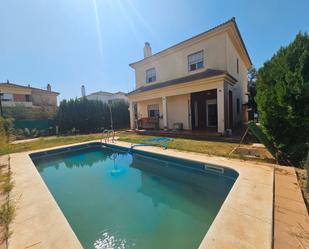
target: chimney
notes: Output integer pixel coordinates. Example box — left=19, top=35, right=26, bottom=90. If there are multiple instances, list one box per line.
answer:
left=143, top=42, right=152, bottom=58
left=81, top=85, right=86, bottom=97
left=47, top=84, right=51, bottom=91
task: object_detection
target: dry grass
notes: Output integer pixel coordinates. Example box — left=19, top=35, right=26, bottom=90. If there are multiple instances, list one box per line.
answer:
left=0, top=134, right=102, bottom=156
left=118, top=133, right=237, bottom=157
left=296, top=168, right=309, bottom=212
left=0, top=156, right=15, bottom=247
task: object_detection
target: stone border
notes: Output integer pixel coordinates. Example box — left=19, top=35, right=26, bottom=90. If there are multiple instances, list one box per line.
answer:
left=274, top=166, right=309, bottom=248
left=8, top=140, right=274, bottom=249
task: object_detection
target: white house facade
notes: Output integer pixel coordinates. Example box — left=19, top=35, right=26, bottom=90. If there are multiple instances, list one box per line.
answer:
left=128, top=18, right=252, bottom=134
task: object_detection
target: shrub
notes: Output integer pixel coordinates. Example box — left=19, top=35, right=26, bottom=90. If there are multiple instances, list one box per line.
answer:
left=3, top=105, right=54, bottom=120
left=256, top=32, right=309, bottom=166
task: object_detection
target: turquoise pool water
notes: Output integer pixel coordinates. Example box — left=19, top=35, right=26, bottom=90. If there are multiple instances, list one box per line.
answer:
left=32, top=144, right=237, bottom=249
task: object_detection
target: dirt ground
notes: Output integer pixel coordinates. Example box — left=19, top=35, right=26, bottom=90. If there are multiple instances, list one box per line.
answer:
left=296, top=168, right=309, bottom=212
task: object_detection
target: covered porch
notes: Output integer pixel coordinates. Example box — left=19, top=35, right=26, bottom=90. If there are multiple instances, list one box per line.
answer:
left=128, top=73, right=239, bottom=134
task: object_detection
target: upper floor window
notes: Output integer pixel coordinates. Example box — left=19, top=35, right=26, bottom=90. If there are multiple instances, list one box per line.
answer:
left=25, top=95, right=31, bottom=102
left=188, top=51, right=204, bottom=71
left=1, top=93, right=13, bottom=102
left=237, top=58, right=239, bottom=74
left=146, top=68, right=156, bottom=83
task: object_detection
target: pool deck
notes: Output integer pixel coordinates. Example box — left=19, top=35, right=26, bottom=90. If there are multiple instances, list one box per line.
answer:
left=274, top=166, right=309, bottom=249
left=8, top=140, right=275, bottom=249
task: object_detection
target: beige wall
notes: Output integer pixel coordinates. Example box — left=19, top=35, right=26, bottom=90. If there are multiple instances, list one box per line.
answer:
left=226, top=35, right=248, bottom=123
left=137, top=98, right=164, bottom=128
left=226, top=35, right=248, bottom=101
left=31, top=89, right=58, bottom=107
left=133, top=33, right=228, bottom=88
left=136, top=95, right=190, bottom=130
left=167, top=94, right=190, bottom=129
left=0, top=85, right=32, bottom=95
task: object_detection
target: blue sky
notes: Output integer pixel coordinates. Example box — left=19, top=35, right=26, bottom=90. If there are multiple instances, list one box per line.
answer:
left=1, top=0, right=308, bottom=100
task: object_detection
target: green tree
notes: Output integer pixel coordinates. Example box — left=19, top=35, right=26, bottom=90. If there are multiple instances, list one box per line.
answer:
left=56, top=98, right=129, bottom=133
left=248, top=67, right=257, bottom=120
left=256, top=32, right=309, bottom=166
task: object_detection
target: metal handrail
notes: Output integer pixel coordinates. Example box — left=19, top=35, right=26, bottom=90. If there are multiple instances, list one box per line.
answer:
left=101, top=129, right=115, bottom=143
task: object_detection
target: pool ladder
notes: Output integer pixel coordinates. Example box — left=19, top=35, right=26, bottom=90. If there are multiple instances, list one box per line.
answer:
left=101, top=129, right=115, bottom=143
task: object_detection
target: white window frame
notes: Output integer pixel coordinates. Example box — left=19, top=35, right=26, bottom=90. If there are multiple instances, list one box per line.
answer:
left=206, top=99, right=217, bottom=127
left=146, top=68, right=156, bottom=83
left=1, top=93, right=13, bottom=102
left=147, top=104, right=160, bottom=118
left=188, top=50, right=204, bottom=72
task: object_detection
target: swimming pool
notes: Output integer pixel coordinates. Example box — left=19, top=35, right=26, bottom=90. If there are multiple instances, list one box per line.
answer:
left=31, top=143, right=238, bottom=249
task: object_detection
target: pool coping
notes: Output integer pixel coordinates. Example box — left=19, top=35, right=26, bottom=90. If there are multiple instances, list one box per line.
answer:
left=8, top=140, right=274, bottom=249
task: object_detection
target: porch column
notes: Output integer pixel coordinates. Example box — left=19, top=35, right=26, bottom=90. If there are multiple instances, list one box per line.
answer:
left=162, top=96, right=168, bottom=129
left=129, top=101, right=135, bottom=130
left=217, top=87, right=225, bottom=134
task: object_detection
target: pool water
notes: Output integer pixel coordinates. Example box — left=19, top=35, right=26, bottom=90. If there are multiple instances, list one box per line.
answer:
left=32, top=144, right=237, bottom=249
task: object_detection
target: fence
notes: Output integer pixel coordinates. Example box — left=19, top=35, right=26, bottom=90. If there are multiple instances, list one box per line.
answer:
left=14, top=119, right=55, bottom=131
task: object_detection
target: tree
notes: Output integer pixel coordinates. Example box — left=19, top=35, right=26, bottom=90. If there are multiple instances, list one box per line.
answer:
left=248, top=67, right=257, bottom=120
left=255, top=32, right=309, bottom=166
left=56, top=98, right=129, bottom=133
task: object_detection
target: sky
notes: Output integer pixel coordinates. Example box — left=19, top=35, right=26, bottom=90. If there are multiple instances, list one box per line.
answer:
left=1, top=0, right=309, bottom=101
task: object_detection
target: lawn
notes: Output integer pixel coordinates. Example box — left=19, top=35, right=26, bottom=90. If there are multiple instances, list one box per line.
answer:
left=0, top=132, right=272, bottom=162
left=117, top=133, right=237, bottom=158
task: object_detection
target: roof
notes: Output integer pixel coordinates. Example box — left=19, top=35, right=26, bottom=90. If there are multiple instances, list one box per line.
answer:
left=87, top=91, right=128, bottom=97
left=0, top=82, right=59, bottom=95
left=128, top=69, right=237, bottom=95
left=89, top=91, right=113, bottom=96
left=130, top=17, right=252, bottom=67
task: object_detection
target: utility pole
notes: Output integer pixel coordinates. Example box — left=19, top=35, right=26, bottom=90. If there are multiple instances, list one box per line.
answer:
left=0, top=91, right=3, bottom=117
left=109, top=103, right=113, bottom=130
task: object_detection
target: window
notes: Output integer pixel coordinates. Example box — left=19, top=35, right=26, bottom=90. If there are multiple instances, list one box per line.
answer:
left=146, top=68, right=156, bottom=83
left=148, top=104, right=160, bottom=117
left=237, top=58, right=239, bottom=74
left=237, top=98, right=240, bottom=114
left=188, top=51, right=204, bottom=71
left=25, top=95, right=31, bottom=102
left=1, top=93, right=13, bottom=102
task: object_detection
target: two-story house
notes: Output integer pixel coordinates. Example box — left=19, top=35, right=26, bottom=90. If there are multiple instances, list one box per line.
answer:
left=81, top=85, right=128, bottom=104
left=128, top=18, right=252, bottom=134
left=0, top=81, right=59, bottom=112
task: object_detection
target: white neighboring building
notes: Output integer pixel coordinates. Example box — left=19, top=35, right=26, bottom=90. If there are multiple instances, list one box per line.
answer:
left=81, top=86, right=128, bottom=104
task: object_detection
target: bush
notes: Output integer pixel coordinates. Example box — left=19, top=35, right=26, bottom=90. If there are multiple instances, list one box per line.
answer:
left=3, top=105, right=54, bottom=120
left=256, top=32, right=309, bottom=166
left=0, top=118, right=13, bottom=155
left=56, top=98, right=129, bottom=134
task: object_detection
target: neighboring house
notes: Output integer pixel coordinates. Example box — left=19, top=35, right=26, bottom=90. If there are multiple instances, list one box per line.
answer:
left=81, top=86, right=128, bottom=104
left=128, top=17, right=252, bottom=133
left=0, top=81, right=59, bottom=112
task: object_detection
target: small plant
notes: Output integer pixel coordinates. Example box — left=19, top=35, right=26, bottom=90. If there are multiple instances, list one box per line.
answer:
left=15, top=128, right=40, bottom=138
left=0, top=202, right=15, bottom=243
